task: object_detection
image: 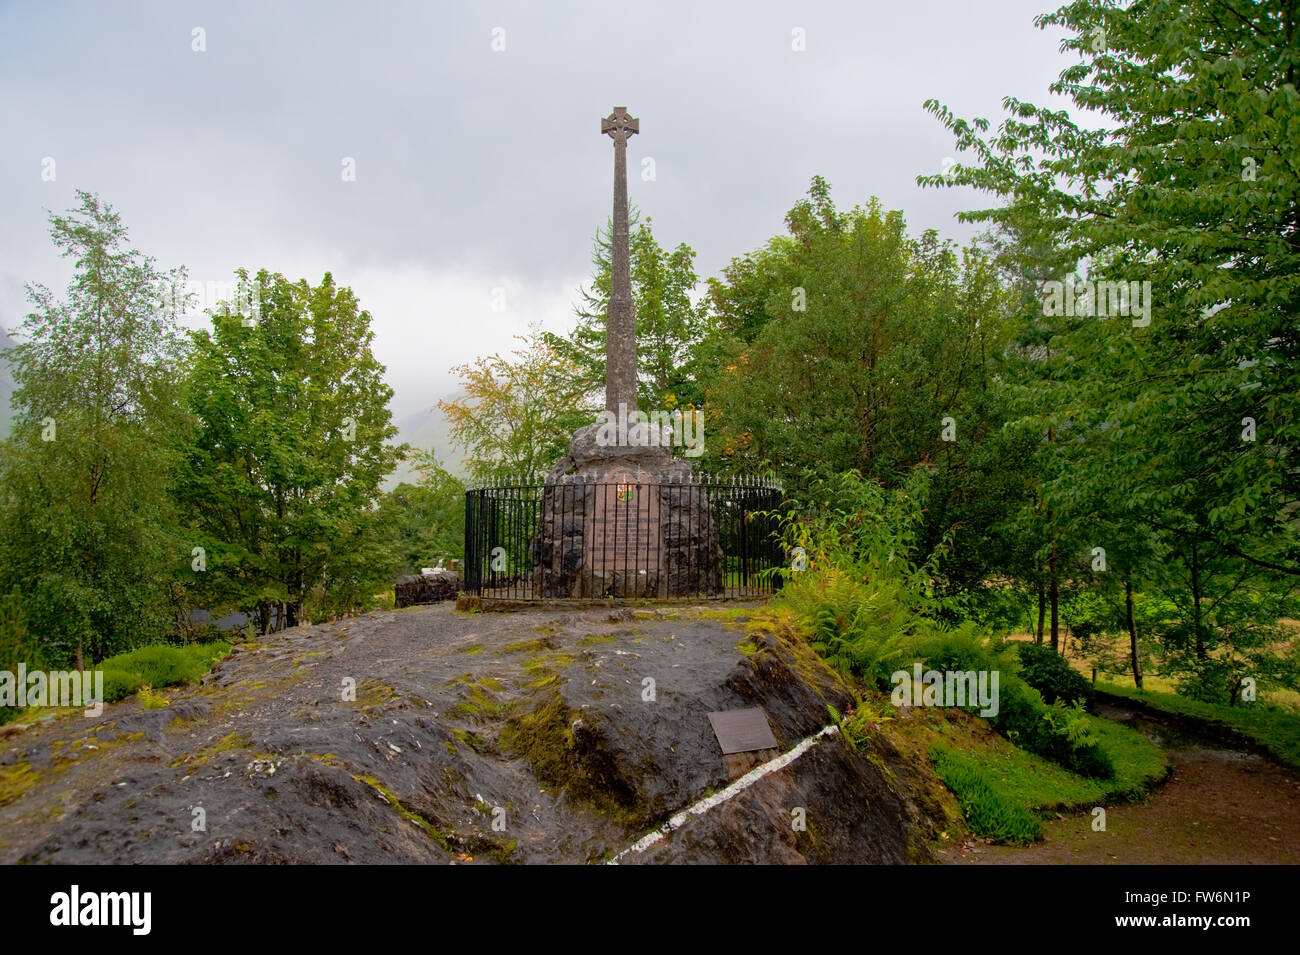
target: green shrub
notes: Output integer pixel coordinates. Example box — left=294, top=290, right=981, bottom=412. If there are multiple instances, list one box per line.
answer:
left=101, top=669, right=143, bottom=703
left=780, top=568, right=922, bottom=683
left=1039, top=701, right=1115, bottom=778
left=1016, top=641, right=1093, bottom=705
left=929, top=718, right=1166, bottom=843
left=91, top=642, right=232, bottom=706
left=0, top=602, right=229, bottom=719
left=772, top=466, right=1113, bottom=779
left=906, top=629, right=1114, bottom=778
left=96, top=642, right=231, bottom=691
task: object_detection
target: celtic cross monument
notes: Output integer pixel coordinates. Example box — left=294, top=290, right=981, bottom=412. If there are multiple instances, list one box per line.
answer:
left=601, top=106, right=639, bottom=420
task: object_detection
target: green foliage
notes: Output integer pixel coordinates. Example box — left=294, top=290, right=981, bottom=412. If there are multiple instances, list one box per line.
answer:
left=908, top=629, right=1111, bottom=777
left=1059, top=589, right=1122, bottom=646
left=544, top=211, right=713, bottom=413
left=0, top=192, right=190, bottom=666
left=1016, top=641, right=1093, bottom=706
left=931, top=710, right=1166, bottom=843
left=828, top=699, right=893, bottom=751
left=772, top=467, right=954, bottom=682
left=706, top=183, right=1017, bottom=490
left=96, top=641, right=231, bottom=704
left=784, top=570, right=919, bottom=682
left=773, top=467, right=1113, bottom=778
left=376, top=450, right=466, bottom=574
left=176, top=269, right=405, bottom=631
left=0, top=589, right=41, bottom=724
left=996, top=675, right=1113, bottom=779
left=922, top=0, right=1300, bottom=698
left=698, top=178, right=1040, bottom=600
left=136, top=685, right=171, bottom=709
left=439, top=329, right=592, bottom=481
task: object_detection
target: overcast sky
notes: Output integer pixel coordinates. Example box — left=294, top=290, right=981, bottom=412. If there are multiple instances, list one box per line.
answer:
left=0, top=0, right=1076, bottom=419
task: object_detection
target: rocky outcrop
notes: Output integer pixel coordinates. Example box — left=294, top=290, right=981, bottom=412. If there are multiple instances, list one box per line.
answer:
left=0, top=605, right=939, bottom=865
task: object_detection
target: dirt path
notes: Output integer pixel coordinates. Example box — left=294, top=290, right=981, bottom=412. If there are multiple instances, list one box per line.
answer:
left=949, top=698, right=1300, bottom=864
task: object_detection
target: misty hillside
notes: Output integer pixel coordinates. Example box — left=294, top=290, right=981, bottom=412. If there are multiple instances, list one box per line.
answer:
left=385, top=397, right=467, bottom=489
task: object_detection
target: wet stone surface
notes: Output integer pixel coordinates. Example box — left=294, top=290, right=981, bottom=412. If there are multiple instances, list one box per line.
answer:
left=0, top=604, right=926, bottom=864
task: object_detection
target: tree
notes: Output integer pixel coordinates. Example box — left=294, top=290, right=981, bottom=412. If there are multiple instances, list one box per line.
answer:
left=922, top=0, right=1300, bottom=697
left=439, top=329, right=592, bottom=482
left=544, top=212, right=713, bottom=413
left=377, top=450, right=466, bottom=575
left=0, top=192, right=190, bottom=666
left=704, top=181, right=1014, bottom=480
left=176, top=270, right=404, bottom=632
left=696, top=180, right=1047, bottom=619
left=922, top=0, right=1300, bottom=579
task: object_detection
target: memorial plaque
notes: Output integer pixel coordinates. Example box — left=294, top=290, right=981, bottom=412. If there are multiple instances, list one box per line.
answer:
left=708, top=707, right=779, bottom=755
left=587, top=467, right=662, bottom=572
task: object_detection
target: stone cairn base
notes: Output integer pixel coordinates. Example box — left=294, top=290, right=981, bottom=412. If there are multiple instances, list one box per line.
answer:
left=531, top=422, right=722, bottom=598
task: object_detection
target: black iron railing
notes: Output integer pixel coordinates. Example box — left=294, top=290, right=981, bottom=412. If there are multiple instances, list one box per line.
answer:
left=465, top=474, right=784, bottom=600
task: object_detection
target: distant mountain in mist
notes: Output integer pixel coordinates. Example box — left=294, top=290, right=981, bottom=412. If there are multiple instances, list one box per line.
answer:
left=384, top=395, right=468, bottom=490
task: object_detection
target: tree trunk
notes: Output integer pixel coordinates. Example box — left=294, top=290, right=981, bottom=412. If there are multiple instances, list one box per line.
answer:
left=1125, top=578, right=1142, bottom=689
left=1190, top=538, right=1206, bottom=660
left=1036, top=580, right=1045, bottom=644
left=1049, top=544, right=1060, bottom=651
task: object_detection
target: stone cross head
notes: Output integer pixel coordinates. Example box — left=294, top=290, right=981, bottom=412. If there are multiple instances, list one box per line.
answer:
left=601, top=107, right=639, bottom=145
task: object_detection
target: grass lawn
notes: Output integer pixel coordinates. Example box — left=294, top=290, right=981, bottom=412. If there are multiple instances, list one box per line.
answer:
left=924, top=711, right=1168, bottom=845
left=1096, top=681, right=1300, bottom=771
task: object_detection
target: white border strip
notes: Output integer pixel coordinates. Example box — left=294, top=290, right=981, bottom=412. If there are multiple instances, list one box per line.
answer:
left=606, top=723, right=840, bottom=864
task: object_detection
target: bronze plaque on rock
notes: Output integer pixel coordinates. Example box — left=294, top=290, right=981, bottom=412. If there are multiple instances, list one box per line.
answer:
left=708, top=707, right=779, bottom=755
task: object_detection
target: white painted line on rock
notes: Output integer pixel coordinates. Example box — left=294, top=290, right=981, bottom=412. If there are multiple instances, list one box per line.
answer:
left=606, top=723, right=840, bottom=864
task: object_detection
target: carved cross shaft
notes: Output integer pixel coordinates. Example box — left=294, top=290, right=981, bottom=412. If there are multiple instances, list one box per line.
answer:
left=601, top=107, right=638, bottom=417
